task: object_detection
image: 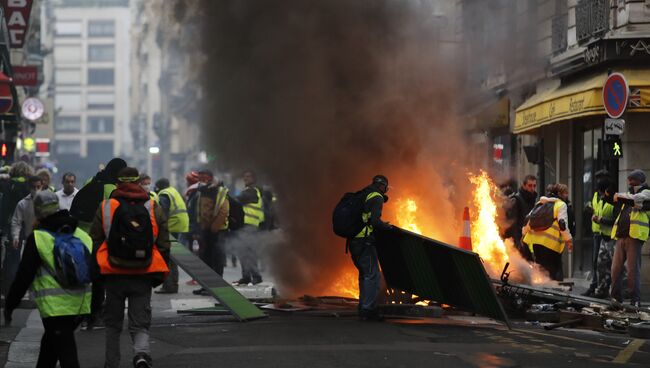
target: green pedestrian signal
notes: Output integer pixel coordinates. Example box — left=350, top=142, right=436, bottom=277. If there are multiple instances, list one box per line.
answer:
left=603, top=138, right=623, bottom=160
left=613, top=142, right=621, bottom=157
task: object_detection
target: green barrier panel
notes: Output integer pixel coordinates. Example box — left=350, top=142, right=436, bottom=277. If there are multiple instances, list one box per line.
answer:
left=375, top=227, right=510, bottom=328
left=170, top=241, right=267, bottom=321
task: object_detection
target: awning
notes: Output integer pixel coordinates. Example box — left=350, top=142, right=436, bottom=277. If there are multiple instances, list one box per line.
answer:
left=514, top=69, right=650, bottom=134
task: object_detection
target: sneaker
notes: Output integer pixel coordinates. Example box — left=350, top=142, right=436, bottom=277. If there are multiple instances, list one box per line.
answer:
left=155, top=288, right=178, bottom=294
left=630, top=301, right=641, bottom=308
left=252, top=278, right=263, bottom=285
left=133, top=353, right=152, bottom=368
left=232, top=279, right=251, bottom=286
left=359, top=310, right=384, bottom=322
left=88, top=316, right=105, bottom=331
left=192, top=288, right=207, bottom=295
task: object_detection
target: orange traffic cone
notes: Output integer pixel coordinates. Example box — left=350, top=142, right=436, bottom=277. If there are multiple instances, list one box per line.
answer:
left=458, top=207, right=472, bottom=251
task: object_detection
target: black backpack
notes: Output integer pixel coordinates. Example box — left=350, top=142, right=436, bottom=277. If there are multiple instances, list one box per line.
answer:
left=106, top=199, right=154, bottom=268
left=332, top=189, right=370, bottom=238
left=227, top=194, right=245, bottom=231
left=526, top=202, right=556, bottom=231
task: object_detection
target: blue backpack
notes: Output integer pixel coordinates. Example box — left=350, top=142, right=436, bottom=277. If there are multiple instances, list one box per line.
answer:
left=48, top=232, right=92, bottom=289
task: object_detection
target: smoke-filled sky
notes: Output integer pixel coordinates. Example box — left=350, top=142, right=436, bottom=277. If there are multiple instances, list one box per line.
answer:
left=197, top=0, right=487, bottom=296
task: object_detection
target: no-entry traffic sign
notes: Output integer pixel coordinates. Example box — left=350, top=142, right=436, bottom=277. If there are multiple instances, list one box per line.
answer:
left=602, top=73, right=629, bottom=119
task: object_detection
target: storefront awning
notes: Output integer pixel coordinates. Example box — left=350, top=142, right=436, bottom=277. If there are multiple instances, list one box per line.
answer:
left=514, top=69, right=650, bottom=134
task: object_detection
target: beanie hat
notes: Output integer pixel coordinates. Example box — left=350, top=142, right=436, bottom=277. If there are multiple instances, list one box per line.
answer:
left=628, top=169, right=646, bottom=184
left=34, top=191, right=60, bottom=219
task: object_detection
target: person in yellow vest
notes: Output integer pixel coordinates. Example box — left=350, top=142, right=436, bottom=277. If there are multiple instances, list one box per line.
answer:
left=4, top=191, right=92, bottom=368
left=610, top=170, right=650, bottom=307
left=139, top=174, right=159, bottom=203
left=154, top=178, right=189, bottom=294
left=233, top=170, right=265, bottom=285
left=522, top=183, right=573, bottom=281
left=348, top=175, right=392, bottom=321
left=593, top=184, right=619, bottom=299
left=583, top=169, right=611, bottom=296
left=89, top=167, right=170, bottom=368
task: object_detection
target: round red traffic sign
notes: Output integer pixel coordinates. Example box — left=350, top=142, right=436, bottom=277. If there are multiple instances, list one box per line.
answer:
left=602, top=72, right=629, bottom=119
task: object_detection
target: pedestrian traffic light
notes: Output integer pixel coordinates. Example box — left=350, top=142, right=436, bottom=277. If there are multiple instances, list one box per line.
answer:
left=602, top=138, right=623, bottom=160
left=0, top=141, right=16, bottom=162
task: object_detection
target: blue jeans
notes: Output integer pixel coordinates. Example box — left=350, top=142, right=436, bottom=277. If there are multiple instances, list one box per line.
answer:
left=349, top=238, right=380, bottom=312
left=590, top=234, right=602, bottom=289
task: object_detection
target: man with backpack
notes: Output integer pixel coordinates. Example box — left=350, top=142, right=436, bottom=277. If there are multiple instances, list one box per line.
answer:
left=70, top=158, right=126, bottom=330
left=154, top=178, right=189, bottom=294
left=522, top=183, right=573, bottom=281
left=504, top=175, right=537, bottom=260
left=5, top=191, right=93, bottom=368
left=334, top=175, right=392, bottom=321
left=89, top=167, right=170, bottom=368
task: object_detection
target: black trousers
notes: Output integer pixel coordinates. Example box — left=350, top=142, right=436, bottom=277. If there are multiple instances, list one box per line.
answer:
left=91, top=278, right=105, bottom=319
left=532, top=244, right=563, bottom=281
left=38, top=315, right=82, bottom=368
left=201, top=230, right=226, bottom=276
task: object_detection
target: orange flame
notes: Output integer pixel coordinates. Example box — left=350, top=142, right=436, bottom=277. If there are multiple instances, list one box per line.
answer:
left=395, top=198, right=422, bottom=234
left=468, top=171, right=510, bottom=276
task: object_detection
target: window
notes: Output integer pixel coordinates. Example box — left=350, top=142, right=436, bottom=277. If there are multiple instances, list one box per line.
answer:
left=54, top=116, right=81, bottom=132
left=54, top=140, right=81, bottom=155
left=88, top=45, right=115, bottom=62
left=87, top=93, right=114, bottom=109
left=54, top=46, right=81, bottom=62
left=55, top=93, right=82, bottom=111
left=55, top=21, right=82, bottom=37
left=55, top=69, right=81, bottom=85
left=88, top=20, right=115, bottom=37
left=88, top=116, right=114, bottom=133
left=87, top=140, right=114, bottom=158
left=88, top=68, right=114, bottom=85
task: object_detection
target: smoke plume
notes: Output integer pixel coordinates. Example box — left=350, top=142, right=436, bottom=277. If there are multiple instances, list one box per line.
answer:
left=198, top=0, right=481, bottom=296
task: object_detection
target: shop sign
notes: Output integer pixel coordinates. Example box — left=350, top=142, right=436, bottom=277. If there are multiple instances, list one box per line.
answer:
left=12, top=66, right=37, bottom=86
left=604, top=118, right=625, bottom=135
left=0, top=0, right=35, bottom=48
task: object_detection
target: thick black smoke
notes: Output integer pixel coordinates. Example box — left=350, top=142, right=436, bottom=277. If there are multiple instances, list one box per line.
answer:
left=198, top=0, right=475, bottom=296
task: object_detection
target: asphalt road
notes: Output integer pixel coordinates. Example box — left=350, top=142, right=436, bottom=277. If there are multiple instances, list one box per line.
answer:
left=3, top=266, right=649, bottom=367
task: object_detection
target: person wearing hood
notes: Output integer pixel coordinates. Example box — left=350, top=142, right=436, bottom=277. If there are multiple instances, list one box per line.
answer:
left=522, top=183, right=573, bottom=281
left=505, top=175, right=538, bottom=260
left=69, top=158, right=127, bottom=331
left=610, top=170, right=650, bottom=307
left=4, top=191, right=92, bottom=368
left=348, top=175, right=392, bottom=321
left=89, top=167, right=170, bottom=368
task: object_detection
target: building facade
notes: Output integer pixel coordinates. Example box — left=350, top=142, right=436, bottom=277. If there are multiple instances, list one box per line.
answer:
left=463, top=0, right=650, bottom=297
left=40, top=0, right=130, bottom=181
left=130, top=0, right=203, bottom=187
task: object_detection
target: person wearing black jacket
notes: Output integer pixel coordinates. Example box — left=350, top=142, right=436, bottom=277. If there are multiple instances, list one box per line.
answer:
left=4, top=192, right=88, bottom=368
left=348, top=175, right=392, bottom=322
left=505, top=175, right=537, bottom=260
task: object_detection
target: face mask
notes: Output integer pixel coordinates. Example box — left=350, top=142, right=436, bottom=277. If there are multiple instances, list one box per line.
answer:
left=141, top=185, right=151, bottom=191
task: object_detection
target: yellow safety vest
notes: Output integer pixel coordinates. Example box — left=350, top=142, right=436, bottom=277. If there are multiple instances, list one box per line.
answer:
left=600, top=202, right=614, bottom=237
left=149, top=191, right=159, bottom=203
left=215, top=186, right=229, bottom=230
left=355, top=192, right=383, bottom=238
left=158, top=187, right=189, bottom=233
left=591, top=192, right=602, bottom=234
left=611, top=189, right=650, bottom=241
left=243, top=187, right=265, bottom=227
left=524, top=200, right=566, bottom=254
left=32, top=229, right=92, bottom=318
